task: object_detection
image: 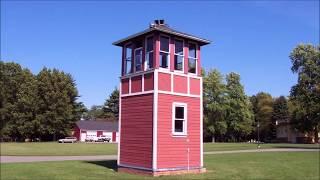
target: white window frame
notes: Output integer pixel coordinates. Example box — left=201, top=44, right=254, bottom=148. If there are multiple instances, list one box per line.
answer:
left=124, top=43, right=132, bottom=75
left=144, top=35, right=154, bottom=71
left=134, top=47, right=143, bottom=72
left=159, top=34, right=170, bottom=71
left=173, top=38, right=184, bottom=73
left=188, top=42, right=198, bottom=75
left=172, top=102, right=187, bottom=136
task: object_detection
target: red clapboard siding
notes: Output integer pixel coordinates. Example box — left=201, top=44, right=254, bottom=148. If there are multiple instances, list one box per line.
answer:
left=144, top=73, right=154, bottom=91
left=120, top=94, right=153, bottom=169
left=131, top=75, right=142, bottom=93
left=157, top=93, right=201, bottom=169
left=121, top=78, right=129, bottom=94
left=190, top=78, right=200, bottom=95
left=158, top=72, right=171, bottom=91
left=173, top=75, right=188, bottom=93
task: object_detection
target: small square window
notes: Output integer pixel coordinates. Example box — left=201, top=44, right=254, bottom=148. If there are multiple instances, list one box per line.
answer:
left=173, top=103, right=187, bottom=136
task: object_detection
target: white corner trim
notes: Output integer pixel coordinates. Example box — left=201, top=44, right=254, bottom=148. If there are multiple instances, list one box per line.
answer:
left=153, top=69, right=159, bottom=171
left=142, top=74, right=145, bottom=92
left=120, top=90, right=154, bottom=97
left=158, top=90, right=200, bottom=98
left=158, top=68, right=201, bottom=79
left=118, top=82, right=122, bottom=166
left=129, top=77, right=132, bottom=94
left=187, top=76, right=190, bottom=95
left=200, top=77, right=203, bottom=167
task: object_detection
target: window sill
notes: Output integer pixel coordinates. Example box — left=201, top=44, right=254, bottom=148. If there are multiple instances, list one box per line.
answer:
left=173, top=70, right=184, bottom=74
left=172, top=133, right=187, bottom=137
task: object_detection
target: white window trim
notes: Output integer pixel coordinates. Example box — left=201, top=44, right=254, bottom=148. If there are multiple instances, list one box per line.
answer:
left=159, top=34, right=170, bottom=71
left=134, top=47, right=143, bottom=73
left=187, top=42, right=198, bottom=75
left=124, top=43, right=133, bottom=75
left=172, top=102, right=188, bottom=136
left=173, top=38, right=184, bottom=73
left=145, top=35, right=154, bottom=71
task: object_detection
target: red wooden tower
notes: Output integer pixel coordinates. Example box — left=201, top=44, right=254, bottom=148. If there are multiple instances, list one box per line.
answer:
left=113, top=20, right=210, bottom=176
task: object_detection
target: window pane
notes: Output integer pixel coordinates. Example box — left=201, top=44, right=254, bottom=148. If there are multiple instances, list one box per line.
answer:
left=135, top=49, right=142, bottom=71
left=175, top=40, right=183, bottom=55
left=188, top=43, right=196, bottom=58
left=160, top=36, right=169, bottom=52
left=126, top=60, right=131, bottom=74
left=146, top=52, right=153, bottom=69
left=188, top=58, right=196, bottom=73
left=146, top=37, right=153, bottom=52
left=175, top=106, right=184, bottom=119
left=175, top=120, right=183, bottom=132
left=126, top=46, right=132, bottom=59
left=174, top=55, right=183, bottom=71
left=160, top=52, right=168, bottom=68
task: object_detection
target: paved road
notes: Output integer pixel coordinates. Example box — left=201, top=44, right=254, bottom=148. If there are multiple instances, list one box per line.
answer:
left=1, top=148, right=318, bottom=163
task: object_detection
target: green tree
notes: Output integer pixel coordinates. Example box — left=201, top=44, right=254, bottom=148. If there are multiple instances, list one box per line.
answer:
left=103, top=88, right=119, bottom=120
left=289, top=44, right=320, bottom=143
left=203, top=69, right=227, bottom=142
left=271, top=96, right=290, bottom=139
left=225, top=72, right=254, bottom=141
left=36, top=68, right=80, bottom=141
left=251, top=92, right=274, bottom=141
left=86, top=105, right=105, bottom=120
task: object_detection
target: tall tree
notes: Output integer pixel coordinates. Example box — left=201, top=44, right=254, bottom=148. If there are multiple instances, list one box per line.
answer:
left=271, top=96, right=290, bottom=139
left=251, top=92, right=274, bottom=141
left=103, top=88, right=119, bottom=120
left=203, top=69, right=227, bottom=142
left=225, top=72, right=254, bottom=141
left=289, top=44, right=320, bottom=143
left=36, top=68, right=79, bottom=141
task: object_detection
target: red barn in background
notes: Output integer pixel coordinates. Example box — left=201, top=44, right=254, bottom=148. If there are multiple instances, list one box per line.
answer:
left=113, top=20, right=210, bottom=176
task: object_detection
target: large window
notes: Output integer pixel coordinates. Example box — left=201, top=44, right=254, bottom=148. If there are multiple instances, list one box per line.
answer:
left=124, top=45, right=132, bottom=74
left=172, top=103, right=187, bottom=135
left=159, top=36, right=170, bottom=69
left=134, top=48, right=142, bottom=72
left=188, top=43, right=197, bottom=74
left=174, top=39, right=184, bottom=71
left=145, top=36, right=154, bottom=70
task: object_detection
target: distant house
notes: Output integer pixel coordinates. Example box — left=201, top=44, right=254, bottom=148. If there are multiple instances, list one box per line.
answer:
left=73, top=120, right=119, bottom=142
left=276, top=120, right=318, bottom=143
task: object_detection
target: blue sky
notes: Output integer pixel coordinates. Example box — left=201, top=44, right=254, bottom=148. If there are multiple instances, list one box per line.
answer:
left=1, top=1, right=319, bottom=108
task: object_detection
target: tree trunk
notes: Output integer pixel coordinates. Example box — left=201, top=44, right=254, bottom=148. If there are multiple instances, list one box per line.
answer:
left=212, top=136, right=215, bottom=143
left=314, top=128, right=319, bottom=144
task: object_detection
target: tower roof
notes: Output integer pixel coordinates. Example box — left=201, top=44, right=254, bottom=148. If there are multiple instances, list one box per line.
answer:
left=113, top=20, right=211, bottom=46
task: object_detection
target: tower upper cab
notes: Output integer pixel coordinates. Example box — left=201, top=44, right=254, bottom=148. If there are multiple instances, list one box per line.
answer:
left=114, top=20, right=210, bottom=176
left=113, top=20, right=210, bottom=77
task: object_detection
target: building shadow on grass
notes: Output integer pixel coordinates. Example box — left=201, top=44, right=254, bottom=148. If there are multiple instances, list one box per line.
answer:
left=86, top=160, right=118, bottom=171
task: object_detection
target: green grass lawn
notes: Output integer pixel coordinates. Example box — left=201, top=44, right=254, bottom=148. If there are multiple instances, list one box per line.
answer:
left=203, top=142, right=320, bottom=152
left=1, top=142, right=319, bottom=156
left=0, top=142, right=117, bottom=156
left=1, top=152, right=319, bottom=180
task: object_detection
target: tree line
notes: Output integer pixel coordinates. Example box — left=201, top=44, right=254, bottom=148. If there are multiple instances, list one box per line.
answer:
left=0, top=62, right=86, bottom=141
left=203, top=44, right=319, bottom=143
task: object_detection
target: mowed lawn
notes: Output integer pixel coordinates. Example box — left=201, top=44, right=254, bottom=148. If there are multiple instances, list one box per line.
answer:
left=1, top=142, right=319, bottom=156
left=0, top=142, right=117, bottom=156
left=1, top=152, right=319, bottom=180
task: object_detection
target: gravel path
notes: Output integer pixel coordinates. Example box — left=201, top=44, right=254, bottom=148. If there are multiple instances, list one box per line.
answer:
left=1, top=148, right=318, bottom=163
